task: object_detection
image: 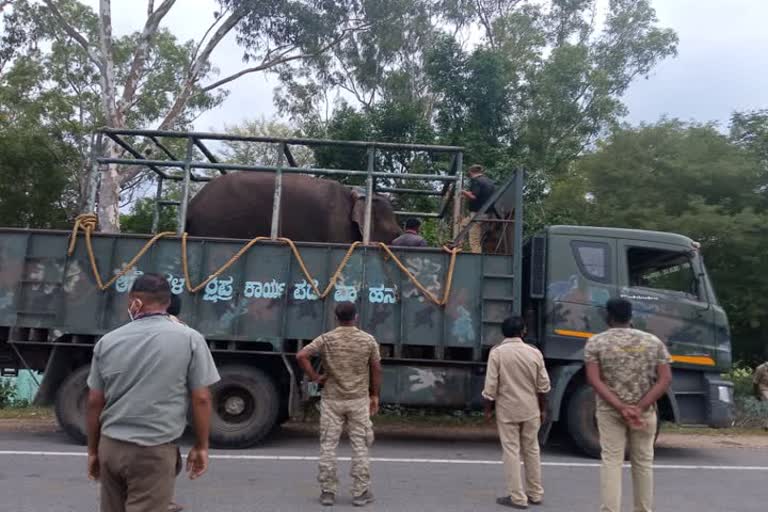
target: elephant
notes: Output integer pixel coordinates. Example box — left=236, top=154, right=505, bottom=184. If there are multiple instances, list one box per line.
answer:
left=186, top=172, right=403, bottom=244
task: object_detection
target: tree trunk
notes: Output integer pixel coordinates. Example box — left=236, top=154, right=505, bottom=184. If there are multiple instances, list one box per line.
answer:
left=97, top=143, right=122, bottom=233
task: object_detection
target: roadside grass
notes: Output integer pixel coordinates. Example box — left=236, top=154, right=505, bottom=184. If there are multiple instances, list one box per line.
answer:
left=0, top=406, right=53, bottom=420
left=661, top=423, right=767, bottom=436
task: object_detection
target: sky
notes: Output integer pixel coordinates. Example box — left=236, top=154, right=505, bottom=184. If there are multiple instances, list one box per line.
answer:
left=87, top=0, right=768, bottom=131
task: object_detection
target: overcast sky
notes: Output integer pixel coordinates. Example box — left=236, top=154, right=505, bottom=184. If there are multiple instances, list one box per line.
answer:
left=88, top=0, right=768, bottom=131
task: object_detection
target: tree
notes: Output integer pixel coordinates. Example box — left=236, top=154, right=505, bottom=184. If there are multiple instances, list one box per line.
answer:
left=16, top=0, right=368, bottom=232
left=220, top=118, right=313, bottom=167
left=0, top=127, right=78, bottom=228
left=545, top=120, right=768, bottom=362
left=120, top=196, right=177, bottom=234
left=277, top=0, right=677, bottom=209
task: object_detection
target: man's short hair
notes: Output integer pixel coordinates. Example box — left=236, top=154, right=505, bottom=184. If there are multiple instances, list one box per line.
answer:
left=501, top=316, right=526, bottom=338
left=335, top=302, right=357, bottom=322
left=468, top=164, right=484, bottom=175
left=404, top=218, right=421, bottom=230
left=130, top=273, right=171, bottom=306
left=606, top=298, right=632, bottom=324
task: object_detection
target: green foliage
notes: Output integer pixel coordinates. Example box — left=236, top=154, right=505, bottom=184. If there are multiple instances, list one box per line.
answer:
left=727, top=365, right=755, bottom=400
left=120, top=196, right=178, bottom=235
left=733, top=395, right=768, bottom=429
left=0, top=127, right=77, bottom=228
left=0, top=379, right=17, bottom=409
left=0, top=0, right=227, bottom=218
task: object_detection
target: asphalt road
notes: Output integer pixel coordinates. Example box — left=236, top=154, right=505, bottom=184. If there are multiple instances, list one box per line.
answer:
left=0, top=427, right=766, bottom=512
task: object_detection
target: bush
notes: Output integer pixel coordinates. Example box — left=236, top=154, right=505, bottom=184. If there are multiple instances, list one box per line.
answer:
left=0, top=378, right=32, bottom=409
left=725, top=365, right=768, bottom=428
left=727, top=365, right=754, bottom=400
left=734, top=397, right=768, bottom=428
left=0, top=379, right=16, bottom=408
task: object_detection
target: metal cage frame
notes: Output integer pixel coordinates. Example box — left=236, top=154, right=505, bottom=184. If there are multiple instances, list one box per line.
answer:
left=89, top=128, right=469, bottom=244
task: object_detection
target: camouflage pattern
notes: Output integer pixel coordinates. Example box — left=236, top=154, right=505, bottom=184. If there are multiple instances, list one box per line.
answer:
left=544, top=226, right=731, bottom=372
left=318, top=397, right=374, bottom=497
left=754, top=363, right=768, bottom=394
left=460, top=214, right=486, bottom=254
left=584, top=328, right=671, bottom=409
left=304, top=326, right=381, bottom=401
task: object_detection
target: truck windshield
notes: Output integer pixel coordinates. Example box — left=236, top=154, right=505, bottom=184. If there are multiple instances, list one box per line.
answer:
left=627, top=247, right=700, bottom=301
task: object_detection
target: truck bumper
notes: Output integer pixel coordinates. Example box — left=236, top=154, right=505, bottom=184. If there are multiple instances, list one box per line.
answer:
left=704, top=374, right=735, bottom=428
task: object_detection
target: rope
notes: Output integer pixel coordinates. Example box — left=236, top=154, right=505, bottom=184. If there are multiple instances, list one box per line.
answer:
left=377, top=243, right=460, bottom=306
left=67, top=214, right=176, bottom=291
left=69, top=216, right=458, bottom=306
left=180, top=234, right=361, bottom=298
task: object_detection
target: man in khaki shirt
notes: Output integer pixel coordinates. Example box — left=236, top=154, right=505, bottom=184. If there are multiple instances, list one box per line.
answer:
left=483, top=316, right=551, bottom=509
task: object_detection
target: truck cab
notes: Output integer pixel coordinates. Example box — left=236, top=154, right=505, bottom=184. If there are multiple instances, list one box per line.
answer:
left=525, top=226, right=734, bottom=456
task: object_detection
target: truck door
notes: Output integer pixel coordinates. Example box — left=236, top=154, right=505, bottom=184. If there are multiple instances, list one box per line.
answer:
left=616, top=240, right=715, bottom=365
left=545, top=234, right=617, bottom=360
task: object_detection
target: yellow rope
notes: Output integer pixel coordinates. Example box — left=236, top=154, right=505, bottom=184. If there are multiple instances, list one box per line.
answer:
left=377, top=243, right=460, bottom=306
left=69, top=215, right=459, bottom=306
left=67, top=213, right=176, bottom=291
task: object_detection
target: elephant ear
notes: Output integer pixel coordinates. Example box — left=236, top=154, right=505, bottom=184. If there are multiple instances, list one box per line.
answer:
left=351, top=191, right=366, bottom=240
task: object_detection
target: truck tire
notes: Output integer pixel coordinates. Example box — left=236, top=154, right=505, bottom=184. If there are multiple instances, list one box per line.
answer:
left=209, top=365, right=280, bottom=448
left=566, top=384, right=601, bottom=458
left=55, top=365, right=90, bottom=445
left=567, top=385, right=662, bottom=459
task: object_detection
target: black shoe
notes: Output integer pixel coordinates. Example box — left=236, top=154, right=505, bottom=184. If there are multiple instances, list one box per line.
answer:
left=320, top=492, right=335, bottom=506
left=353, top=490, right=375, bottom=507
left=496, top=496, right=528, bottom=509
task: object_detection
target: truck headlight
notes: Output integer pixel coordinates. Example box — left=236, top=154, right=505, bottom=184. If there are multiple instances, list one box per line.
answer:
left=718, top=385, right=732, bottom=404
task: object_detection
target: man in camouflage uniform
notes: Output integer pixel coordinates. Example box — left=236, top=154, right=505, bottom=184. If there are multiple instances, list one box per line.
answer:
left=753, top=360, right=768, bottom=429
left=585, top=298, right=672, bottom=512
left=297, top=303, right=382, bottom=507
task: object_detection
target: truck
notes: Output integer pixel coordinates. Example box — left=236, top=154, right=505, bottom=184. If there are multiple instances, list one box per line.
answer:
left=0, top=128, right=734, bottom=457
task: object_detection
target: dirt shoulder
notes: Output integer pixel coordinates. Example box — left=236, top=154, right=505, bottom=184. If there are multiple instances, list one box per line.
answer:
left=1, top=409, right=766, bottom=450
left=657, top=431, right=768, bottom=450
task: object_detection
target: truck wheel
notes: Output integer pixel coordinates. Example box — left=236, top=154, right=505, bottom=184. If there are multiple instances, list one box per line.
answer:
left=566, top=384, right=601, bottom=459
left=55, top=365, right=89, bottom=445
left=209, top=365, right=280, bottom=448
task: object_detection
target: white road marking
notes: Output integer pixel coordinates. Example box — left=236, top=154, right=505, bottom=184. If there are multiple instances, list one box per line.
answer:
left=0, top=451, right=766, bottom=471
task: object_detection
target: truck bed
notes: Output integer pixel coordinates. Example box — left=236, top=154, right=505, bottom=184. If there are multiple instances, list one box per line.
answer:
left=0, top=228, right=519, bottom=366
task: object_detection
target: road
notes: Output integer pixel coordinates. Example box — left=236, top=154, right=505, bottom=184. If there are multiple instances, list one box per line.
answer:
left=0, top=426, right=766, bottom=512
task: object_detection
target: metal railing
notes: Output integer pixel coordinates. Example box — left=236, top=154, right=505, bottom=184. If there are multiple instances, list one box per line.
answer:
left=90, top=128, right=466, bottom=244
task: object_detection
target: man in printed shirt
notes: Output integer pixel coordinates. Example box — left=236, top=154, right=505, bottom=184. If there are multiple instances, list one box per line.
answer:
left=296, top=302, right=383, bottom=507
left=585, top=298, right=672, bottom=512
left=753, top=358, right=768, bottom=429
left=482, top=316, right=551, bottom=509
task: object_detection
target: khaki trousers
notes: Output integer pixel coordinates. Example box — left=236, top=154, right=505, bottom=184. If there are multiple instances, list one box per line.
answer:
left=497, top=416, right=543, bottom=506
left=318, top=397, right=374, bottom=497
left=596, top=407, right=657, bottom=512
left=98, top=436, right=181, bottom=512
left=461, top=214, right=486, bottom=254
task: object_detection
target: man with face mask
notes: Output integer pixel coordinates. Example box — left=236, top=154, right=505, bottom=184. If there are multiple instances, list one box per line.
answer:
left=86, top=273, right=220, bottom=512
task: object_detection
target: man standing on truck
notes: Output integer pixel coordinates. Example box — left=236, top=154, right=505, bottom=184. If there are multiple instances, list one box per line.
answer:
left=753, top=359, right=768, bottom=430
left=482, top=316, right=550, bottom=509
left=86, top=274, right=220, bottom=512
left=461, top=164, right=496, bottom=254
left=391, top=218, right=428, bottom=247
left=585, top=298, right=672, bottom=512
left=296, top=303, right=383, bottom=507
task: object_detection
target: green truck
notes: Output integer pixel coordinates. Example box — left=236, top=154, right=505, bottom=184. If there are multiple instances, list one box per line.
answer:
left=0, top=129, right=733, bottom=457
